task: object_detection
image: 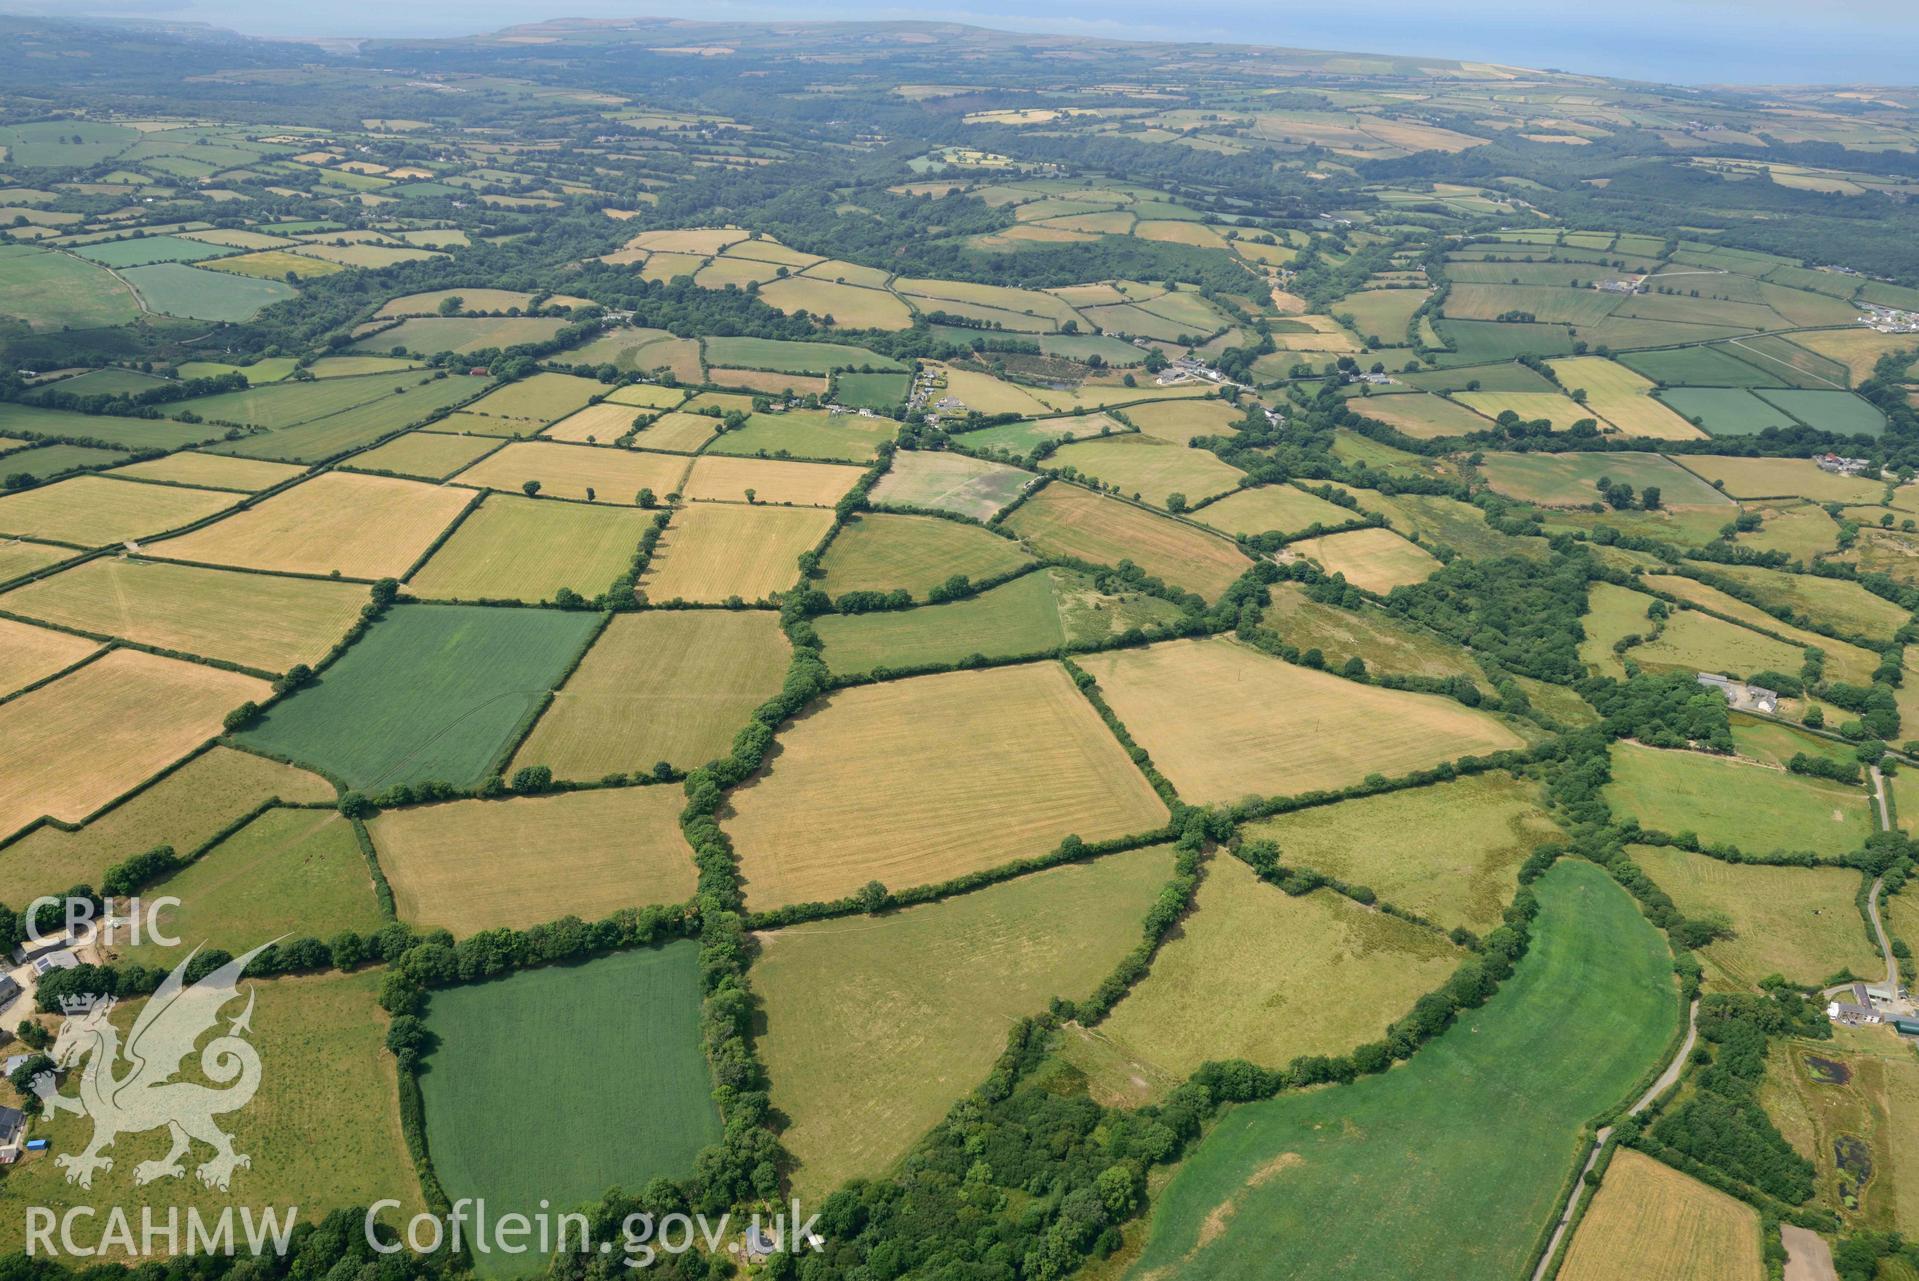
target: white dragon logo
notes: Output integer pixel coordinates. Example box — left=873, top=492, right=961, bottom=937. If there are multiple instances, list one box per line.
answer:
left=30, top=942, right=274, bottom=1192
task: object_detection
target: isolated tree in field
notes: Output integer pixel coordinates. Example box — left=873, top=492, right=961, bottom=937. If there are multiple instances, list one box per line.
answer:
left=744, top=487, right=757, bottom=505
left=1640, top=485, right=1661, bottom=510
left=523, top=479, right=541, bottom=496
left=585, top=487, right=596, bottom=502
left=637, top=487, right=656, bottom=508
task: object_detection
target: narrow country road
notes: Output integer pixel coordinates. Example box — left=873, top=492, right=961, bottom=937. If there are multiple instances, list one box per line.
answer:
left=1528, top=998, right=1700, bottom=1281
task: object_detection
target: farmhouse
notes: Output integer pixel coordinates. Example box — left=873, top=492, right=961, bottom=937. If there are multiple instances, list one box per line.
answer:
left=1695, top=672, right=1778, bottom=715
left=0, top=976, right=18, bottom=1012
left=1826, top=999, right=1881, bottom=1026
left=1816, top=453, right=1873, bottom=476
left=0, top=1105, right=24, bottom=1165
left=30, top=951, right=76, bottom=978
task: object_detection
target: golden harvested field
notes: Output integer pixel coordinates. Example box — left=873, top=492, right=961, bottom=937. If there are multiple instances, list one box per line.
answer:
left=407, top=494, right=651, bottom=602
left=458, top=371, right=603, bottom=424
left=0, top=558, right=368, bottom=672
left=368, top=788, right=696, bottom=934
left=1074, top=638, right=1526, bottom=805
left=1679, top=455, right=1887, bottom=504
left=1194, top=485, right=1352, bottom=536
left=1092, top=855, right=1460, bottom=1085
left=1046, top=435, right=1246, bottom=508
left=821, top=512, right=1034, bottom=598
left=1002, top=482, right=1252, bottom=600
left=513, top=610, right=790, bottom=778
left=1557, top=1150, right=1763, bottom=1281
left=1122, top=398, right=1243, bottom=444
left=451, top=440, right=689, bottom=503
left=1238, top=773, right=1560, bottom=932
left=1455, top=390, right=1601, bottom=431
left=639, top=503, right=834, bottom=604
left=1791, top=328, right=1919, bottom=383
left=150, top=471, right=473, bottom=579
left=630, top=411, right=721, bottom=452
left=1351, top=391, right=1498, bottom=440
left=758, top=277, right=914, bottom=330
left=726, top=663, right=1169, bottom=910
left=0, top=649, right=268, bottom=839
left=0, top=539, right=74, bottom=583
left=681, top=455, right=866, bottom=507
left=604, top=382, right=688, bottom=410
left=753, top=846, right=1171, bottom=1199
left=867, top=449, right=1035, bottom=521
left=928, top=364, right=1054, bottom=416
left=0, top=615, right=99, bottom=696
left=0, top=745, right=332, bottom=905
left=344, top=430, right=500, bottom=480
left=707, top=368, right=830, bottom=397
left=541, top=402, right=651, bottom=444
left=107, top=452, right=305, bottom=491
left=1545, top=356, right=1706, bottom=440
left=1287, top=525, right=1441, bottom=592
left=1629, top=844, right=1876, bottom=990
left=0, top=475, right=238, bottom=547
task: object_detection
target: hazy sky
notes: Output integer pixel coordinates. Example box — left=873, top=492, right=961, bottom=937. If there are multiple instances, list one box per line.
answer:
left=15, top=0, right=1919, bottom=85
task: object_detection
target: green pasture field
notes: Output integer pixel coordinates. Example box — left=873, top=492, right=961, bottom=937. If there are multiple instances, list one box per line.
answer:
left=701, top=335, right=902, bottom=373
left=512, top=610, right=790, bottom=778
left=0, top=970, right=421, bottom=1256
left=0, top=120, right=139, bottom=167
left=1350, top=390, right=1495, bottom=439
left=1604, top=742, right=1872, bottom=857
left=868, top=449, right=1034, bottom=520
left=119, top=809, right=384, bottom=967
left=1093, top=855, right=1459, bottom=1091
left=820, top=511, right=1035, bottom=599
left=705, top=408, right=896, bottom=461
left=345, top=430, right=501, bottom=480
left=1729, top=713, right=1856, bottom=771
left=0, top=244, right=142, bottom=331
left=421, top=944, right=720, bottom=1276
left=835, top=371, right=912, bottom=411
left=1332, top=485, right=1548, bottom=561
left=1193, top=483, right=1355, bottom=538
left=1679, top=455, right=1886, bottom=503
left=33, top=367, right=169, bottom=398
left=0, top=402, right=223, bottom=451
left=1580, top=581, right=1661, bottom=678
left=1754, top=388, right=1887, bottom=436
left=0, top=743, right=330, bottom=914
left=176, top=370, right=441, bottom=429
left=205, top=376, right=479, bottom=463
left=1263, top=582, right=1490, bottom=691
left=1046, top=435, right=1246, bottom=508
left=1003, top=483, right=1252, bottom=600
left=0, top=443, right=125, bottom=482
left=1722, top=334, right=1850, bottom=389
left=1239, top=772, right=1560, bottom=933
left=1336, top=288, right=1428, bottom=343
left=1656, top=387, right=1796, bottom=436
left=1737, top=500, right=1841, bottom=561
left=1125, top=860, right=1677, bottom=1281
left=71, top=235, right=238, bottom=268
left=1704, top=563, right=1911, bottom=641
left=954, top=415, right=1113, bottom=455
left=206, top=250, right=343, bottom=281
left=1475, top=451, right=1729, bottom=508
left=1630, top=844, right=1875, bottom=990
left=175, top=358, right=299, bottom=384
left=407, top=494, right=650, bottom=603
left=460, top=371, right=603, bottom=424
left=1434, top=319, right=1576, bottom=362
left=121, top=262, right=296, bottom=322
left=753, top=846, right=1172, bottom=1199
left=814, top=566, right=1186, bottom=674
left=236, top=604, right=601, bottom=791
left=0, top=557, right=368, bottom=673
left=1641, top=575, right=1880, bottom=684
left=1400, top=363, right=1558, bottom=394
left=1624, top=609, right=1808, bottom=682
left=353, top=315, right=569, bottom=356
left=1620, top=345, right=1786, bottom=388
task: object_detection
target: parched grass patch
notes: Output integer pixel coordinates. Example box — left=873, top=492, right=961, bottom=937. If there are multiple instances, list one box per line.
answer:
left=0, top=745, right=331, bottom=906
left=1239, top=772, right=1559, bottom=933
left=1127, top=860, right=1678, bottom=1281
left=199, top=374, right=482, bottom=465
left=1263, top=582, right=1488, bottom=688
left=681, top=455, right=866, bottom=507
left=344, top=431, right=500, bottom=480
left=758, top=276, right=914, bottom=330
left=1476, top=451, right=1731, bottom=509
left=630, top=411, right=721, bottom=453
left=452, top=440, right=688, bottom=503
left=1556, top=1150, right=1764, bottom=1281
left=1626, top=609, right=1810, bottom=683
left=1286, top=525, right=1440, bottom=593
left=0, top=649, right=267, bottom=840
left=1113, top=398, right=1241, bottom=445
left=1642, top=575, right=1880, bottom=683
left=704, top=408, right=897, bottom=462
left=1350, top=390, right=1496, bottom=439
left=1629, top=843, right=1874, bottom=991
left=1678, top=455, right=1887, bottom=504
left=868, top=450, right=1035, bottom=520
left=639, top=503, right=834, bottom=604
left=541, top=402, right=651, bottom=444
left=354, top=315, right=568, bottom=356
left=1701, top=563, right=1911, bottom=643
left=1076, top=638, right=1525, bottom=806
left=603, top=382, right=688, bottom=410
left=151, top=472, right=473, bottom=579
left=0, top=970, right=421, bottom=1256
left=1, top=558, right=368, bottom=672
left=815, top=567, right=1186, bottom=675
left=420, top=944, right=719, bottom=1276
left=236, top=604, right=601, bottom=791
left=1003, top=483, right=1251, bottom=600
left=820, top=512, right=1034, bottom=599
left=1455, top=390, right=1599, bottom=432
left=107, top=452, right=305, bottom=492
left=753, top=846, right=1171, bottom=1199
left=0, top=475, right=238, bottom=547
left=512, top=611, right=789, bottom=778
left=1545, top=355, right=1707, bottom=440
left=460, top=372, right=604, bottom=425
left=1604, top=742, right=1872, bottom=858
left=726, top=662, right=1168, bottom=910
left=116, top=808, right=384, bottom=967
left=1094, top=856, right=1460, bottom=1086
left=1581, top=581, right=1662, bottom=678
left=369, top=788, right=695, bottom=934
left=0, top=615, right=99, bottom=696
left=1046, top=435, right=1246, bottom=509
left=407, top=494, right=651, bottom=603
